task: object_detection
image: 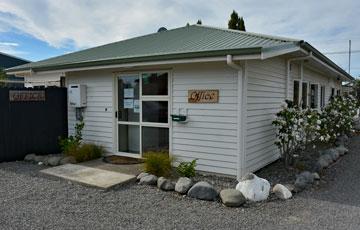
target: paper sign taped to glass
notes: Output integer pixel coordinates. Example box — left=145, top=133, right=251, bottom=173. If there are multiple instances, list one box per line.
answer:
left=124, top=88, right=134, bottom=98
left=124, top=99, right=134, bottom=108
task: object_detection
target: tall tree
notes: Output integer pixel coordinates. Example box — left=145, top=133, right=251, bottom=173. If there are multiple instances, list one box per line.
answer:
left=228, top=10, right=246, bottom=31
left=196, top=19, right=202, bottom=25
left=238, top=17, right=246, bottom=31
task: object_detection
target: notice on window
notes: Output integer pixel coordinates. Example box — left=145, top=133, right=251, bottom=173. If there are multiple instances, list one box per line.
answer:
left=124, top=99, right=134, bottom=109
left=133, top=99, right=140, bottom=113
left=124, top=88, right=134, bottom=98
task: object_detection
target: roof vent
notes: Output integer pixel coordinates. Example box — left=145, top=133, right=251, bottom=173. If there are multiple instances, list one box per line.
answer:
left=157, top=27, right=167, bottom=33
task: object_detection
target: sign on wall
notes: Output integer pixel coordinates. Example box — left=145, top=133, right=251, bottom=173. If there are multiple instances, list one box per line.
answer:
left=9, top=90, right=46, bottom=102
left=188, top=89, right=219, bottom=103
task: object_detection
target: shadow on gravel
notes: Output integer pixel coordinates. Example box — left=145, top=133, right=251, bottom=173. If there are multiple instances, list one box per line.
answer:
left=296, top=135, right=360, bottom=207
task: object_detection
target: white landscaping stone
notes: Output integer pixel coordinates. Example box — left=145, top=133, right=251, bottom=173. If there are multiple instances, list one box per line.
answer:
left=175, top=177, right=193, bottom=194
left=235, top=173, right=270, bottom=202
left=273, top=184, right=292, bottom=200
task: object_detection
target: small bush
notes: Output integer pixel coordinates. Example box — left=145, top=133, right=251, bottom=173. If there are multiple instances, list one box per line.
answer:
left=67, top=143, right=104, bottom=163
left=143, top=151, right=173, bottom=177
left=176, top=159, right=197, bottom=178
left=59, top=119, right=84, bottom=155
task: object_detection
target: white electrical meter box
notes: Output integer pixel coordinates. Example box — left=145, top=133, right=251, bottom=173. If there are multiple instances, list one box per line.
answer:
left=68, top=84, right=87, bottom=107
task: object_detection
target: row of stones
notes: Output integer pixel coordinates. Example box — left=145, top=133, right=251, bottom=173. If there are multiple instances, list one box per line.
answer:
left=24, top=153, right=76, bottom=166
left=137, top=172, right=294, bottom=207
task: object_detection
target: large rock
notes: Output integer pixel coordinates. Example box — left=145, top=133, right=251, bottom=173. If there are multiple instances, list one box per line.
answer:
left=24, top=154, right=36, bottom=162
left=321, top=149, right=339, bottom=161
left=157, top=177, right=175, bottom=191
left=47, top=156, right=63, bottom=166
left=139, top=174, right=158, bottom=185
left=335, top=135, right=349, bottom=146
left=59, top=156, right=76, bottom=165
left=294, top=171, right=315, bottom=192
left=187, top=181, right=218, bottom=201
left=336, top=146, right=348, bottom=156
left=175, top=177, right=193, bottom=194
left=137, top=172, right=149, bottom=180
left=220, top=189, right=246, bottom=207
left=272, top=184, right=292, bottom=200
left=235, top=173, right=270, bottom=202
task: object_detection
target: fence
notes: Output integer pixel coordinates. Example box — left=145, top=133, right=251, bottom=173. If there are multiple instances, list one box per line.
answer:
left=0, top=87, right=67, bottom=162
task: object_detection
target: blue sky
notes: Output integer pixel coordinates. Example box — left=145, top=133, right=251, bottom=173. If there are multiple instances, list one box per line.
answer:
left=0, top=0, right=359, bottom=77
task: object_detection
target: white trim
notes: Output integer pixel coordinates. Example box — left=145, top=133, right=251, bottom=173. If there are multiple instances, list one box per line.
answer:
left=114, top=70, right=171, bottom=157
left=241, top=61, right=248, bottom=178
left=261, top=46, right=300, bottom=60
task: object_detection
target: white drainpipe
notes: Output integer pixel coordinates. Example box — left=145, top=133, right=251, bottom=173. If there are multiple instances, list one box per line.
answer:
left=226, top=55, right=246, bottom=179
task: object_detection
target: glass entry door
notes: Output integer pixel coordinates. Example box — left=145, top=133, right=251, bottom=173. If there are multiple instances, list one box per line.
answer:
left=117, top=72, right=169, bottom=156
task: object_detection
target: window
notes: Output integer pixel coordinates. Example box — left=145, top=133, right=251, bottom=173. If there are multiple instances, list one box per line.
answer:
left=320, top=86, right=325, bottom=108
left=310, top=84, right=319, bottom=109
left=293, top=80, right=300, bottom=106
left=331, top=88, right=335, bottom=98
left=336, top=89, right=341, bottom=96
left=302, top=82, right=308, bottom=109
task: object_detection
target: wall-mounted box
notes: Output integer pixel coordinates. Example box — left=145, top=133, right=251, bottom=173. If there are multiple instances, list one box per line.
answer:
left=68, top=84, right=87, bottom=107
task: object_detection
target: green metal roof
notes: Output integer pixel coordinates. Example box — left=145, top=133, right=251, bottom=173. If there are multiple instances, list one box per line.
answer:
left=6, top=24, right=353, bottom=80
left=7, top=25, right=299, bottom=72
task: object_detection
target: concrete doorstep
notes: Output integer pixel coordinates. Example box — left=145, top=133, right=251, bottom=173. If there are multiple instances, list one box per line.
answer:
left=41, top=164, right=136, bottom=189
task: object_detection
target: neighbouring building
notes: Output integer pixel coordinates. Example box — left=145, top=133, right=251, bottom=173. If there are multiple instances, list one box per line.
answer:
left=7, top=25, right=353, bottom=179
left=0, top=52, right=29, bottom=87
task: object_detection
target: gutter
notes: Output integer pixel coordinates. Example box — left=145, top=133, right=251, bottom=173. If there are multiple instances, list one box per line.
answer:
left=226, top=55, right=246, bottom=179
left=300, top=42, right=354, bottom=81
left=6, top=47, right=262, bottom=73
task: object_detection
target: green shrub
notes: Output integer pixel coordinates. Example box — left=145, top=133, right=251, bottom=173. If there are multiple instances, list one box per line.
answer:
left=143, top=151, right=173, bottom=177
left=176, top=159, right=197, bottom=178
left=67, top=143, right=104, bottom=162
left=59, top=119, right=84, bottom=155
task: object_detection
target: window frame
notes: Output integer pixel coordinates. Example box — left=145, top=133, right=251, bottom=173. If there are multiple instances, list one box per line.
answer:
left=115, top=70, right=171, bottom=157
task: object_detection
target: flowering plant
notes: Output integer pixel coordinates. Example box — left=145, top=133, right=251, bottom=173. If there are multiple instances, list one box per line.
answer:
left=273, top=95, right=358, bottom=168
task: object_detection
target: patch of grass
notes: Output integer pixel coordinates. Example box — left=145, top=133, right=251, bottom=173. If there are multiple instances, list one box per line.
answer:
left=143, top=151, right=173, bottom=177
left=67, top=143, right=104, bottom=163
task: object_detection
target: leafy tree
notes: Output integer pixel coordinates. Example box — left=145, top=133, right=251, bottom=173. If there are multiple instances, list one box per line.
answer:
left=228, top=10, right=246, bottom=31
left=0, top=68, right=7, bottom=87
left=196, top=19, right=202, bottom=25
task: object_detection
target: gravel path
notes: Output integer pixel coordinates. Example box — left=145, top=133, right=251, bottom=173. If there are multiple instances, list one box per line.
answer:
left=1, top=136, right=360, bottom=230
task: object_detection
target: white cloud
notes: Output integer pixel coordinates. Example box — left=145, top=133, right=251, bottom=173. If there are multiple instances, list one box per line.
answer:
left=0, top=41, right=26, bottom=56
left=0, top=0, right=359, bottom=75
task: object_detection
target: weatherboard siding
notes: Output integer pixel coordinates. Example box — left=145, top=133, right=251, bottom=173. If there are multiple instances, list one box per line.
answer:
left=245, top=57, right=286, bottom=173
left=171, top=63, right=239, bottom=176
left=66, top=70, right=114, bottom=152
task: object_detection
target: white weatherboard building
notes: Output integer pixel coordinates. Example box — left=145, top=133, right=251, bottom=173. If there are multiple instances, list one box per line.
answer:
left=8, top=25, right=353, bottom=179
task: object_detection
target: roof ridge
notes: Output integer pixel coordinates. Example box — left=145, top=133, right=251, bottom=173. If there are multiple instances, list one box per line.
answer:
left=35, top=25, right=190, bottom=63
left=193, top=24, right=300, bottom=43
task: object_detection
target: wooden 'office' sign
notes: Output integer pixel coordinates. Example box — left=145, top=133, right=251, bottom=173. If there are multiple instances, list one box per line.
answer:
left=188, top=89, right=219, bottom=103
left=9, top=90, right=46, bottom=102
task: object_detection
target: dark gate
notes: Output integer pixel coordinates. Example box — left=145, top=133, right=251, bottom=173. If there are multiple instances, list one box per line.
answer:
left=0, top=87, right=68, bottom=162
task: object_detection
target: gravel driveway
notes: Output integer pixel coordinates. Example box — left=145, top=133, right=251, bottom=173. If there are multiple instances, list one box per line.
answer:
left=1, top=136, right=360, bottom=230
